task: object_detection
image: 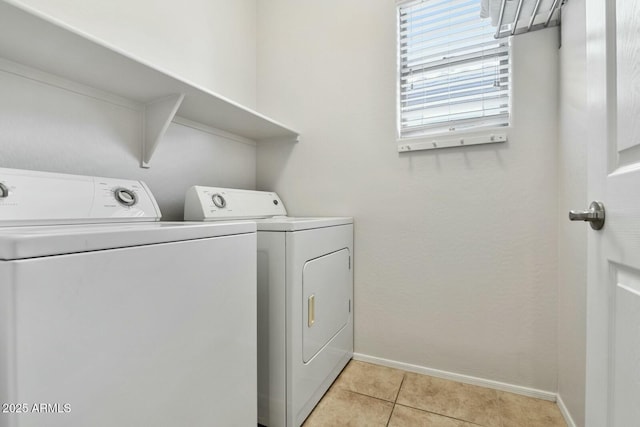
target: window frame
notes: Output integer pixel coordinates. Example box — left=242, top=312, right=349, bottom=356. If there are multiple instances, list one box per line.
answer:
left=396, top=0, right=513, bottom=152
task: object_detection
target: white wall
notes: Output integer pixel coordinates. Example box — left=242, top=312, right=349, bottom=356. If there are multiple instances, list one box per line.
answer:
left=257, top=1, right=560, bottom=392
left=0, top=0, right=258, bottom=220
left=557, top=0, right=587, bottom=425
left=12, top=0, right=257, bottom=108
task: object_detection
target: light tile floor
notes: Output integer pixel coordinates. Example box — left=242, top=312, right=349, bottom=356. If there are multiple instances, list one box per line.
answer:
left=303, top=360, right=567, bottom=427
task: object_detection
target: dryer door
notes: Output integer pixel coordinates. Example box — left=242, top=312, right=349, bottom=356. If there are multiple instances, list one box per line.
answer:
left=302, top=248, right=351, bottom=363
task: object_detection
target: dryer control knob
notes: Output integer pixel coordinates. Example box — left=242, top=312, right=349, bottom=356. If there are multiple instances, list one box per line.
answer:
left=0, top=183, right=8, bottom=198
left=212, top=193, right=226, bottom=209
left=114, top=188, right=137, bottom=206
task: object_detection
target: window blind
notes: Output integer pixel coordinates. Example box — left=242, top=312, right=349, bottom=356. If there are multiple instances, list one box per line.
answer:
left=398, top=0, right=510, bottom=138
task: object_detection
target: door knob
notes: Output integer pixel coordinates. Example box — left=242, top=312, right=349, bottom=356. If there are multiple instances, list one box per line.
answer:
left=569, top=201, right=605, bottom=230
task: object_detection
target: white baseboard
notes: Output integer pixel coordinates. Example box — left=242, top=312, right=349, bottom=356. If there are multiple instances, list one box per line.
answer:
left=353, top=353, right=557, bottom=402
left=556, top=394, right=577, bottom=427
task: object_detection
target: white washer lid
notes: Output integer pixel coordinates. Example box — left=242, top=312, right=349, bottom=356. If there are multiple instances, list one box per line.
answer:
left=255, top=216, right=352, bottom=232
left=0, top=221, right=256, bottom=260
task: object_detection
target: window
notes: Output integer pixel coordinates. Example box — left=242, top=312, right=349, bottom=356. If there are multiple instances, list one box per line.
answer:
left=397, top=0, right=510, bottom=141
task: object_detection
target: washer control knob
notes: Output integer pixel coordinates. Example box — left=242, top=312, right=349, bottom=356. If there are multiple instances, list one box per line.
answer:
left=0, top=183, right=8, bottom=198
left=114, top=188, right=137, bottom=206
left=212, top=193, right=226, bottom=209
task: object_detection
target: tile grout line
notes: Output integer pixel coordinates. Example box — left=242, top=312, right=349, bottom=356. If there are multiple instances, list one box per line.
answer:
left=392, top=402, right=487, bottom=427
left=338, top=388, right=395, bottom=404
left=388, top=370, right=493, bottom=427
left=330, top=387, right=401, bottom=427
left=393, top=374, right=405, bottom=404
left=386, top=373, right=406, bottom=427
left=330, top=360, right=565, bottom=427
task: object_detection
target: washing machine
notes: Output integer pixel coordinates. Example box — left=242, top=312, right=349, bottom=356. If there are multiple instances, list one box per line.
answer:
left=185, top=186, right=353, bottom=427
left=0, top=168, right=257, bottom=427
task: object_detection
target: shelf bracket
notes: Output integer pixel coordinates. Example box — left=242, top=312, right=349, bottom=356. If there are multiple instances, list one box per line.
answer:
left=141, top=93, right=185, bottom=168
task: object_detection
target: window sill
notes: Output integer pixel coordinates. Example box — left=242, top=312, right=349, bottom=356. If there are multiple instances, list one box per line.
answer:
left=397, top=129, right=508, bottom=153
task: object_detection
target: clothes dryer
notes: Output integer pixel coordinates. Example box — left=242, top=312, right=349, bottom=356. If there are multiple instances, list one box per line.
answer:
left=0, top=168, right=257, bottom=427
left=185, top=186, right=353, bottom=427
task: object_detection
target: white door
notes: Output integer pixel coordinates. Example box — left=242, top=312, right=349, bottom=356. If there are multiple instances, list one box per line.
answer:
left=584, top=0, right=640, bottom=425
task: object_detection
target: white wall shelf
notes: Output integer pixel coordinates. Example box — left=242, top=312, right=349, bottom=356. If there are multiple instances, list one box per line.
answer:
left=0, top=0, right=299, bottom=168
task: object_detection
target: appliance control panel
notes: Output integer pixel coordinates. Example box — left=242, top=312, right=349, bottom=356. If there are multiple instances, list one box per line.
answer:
left=184, top=186, right=287, bottom=221
left=0, top=168, right=162, bottom=226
